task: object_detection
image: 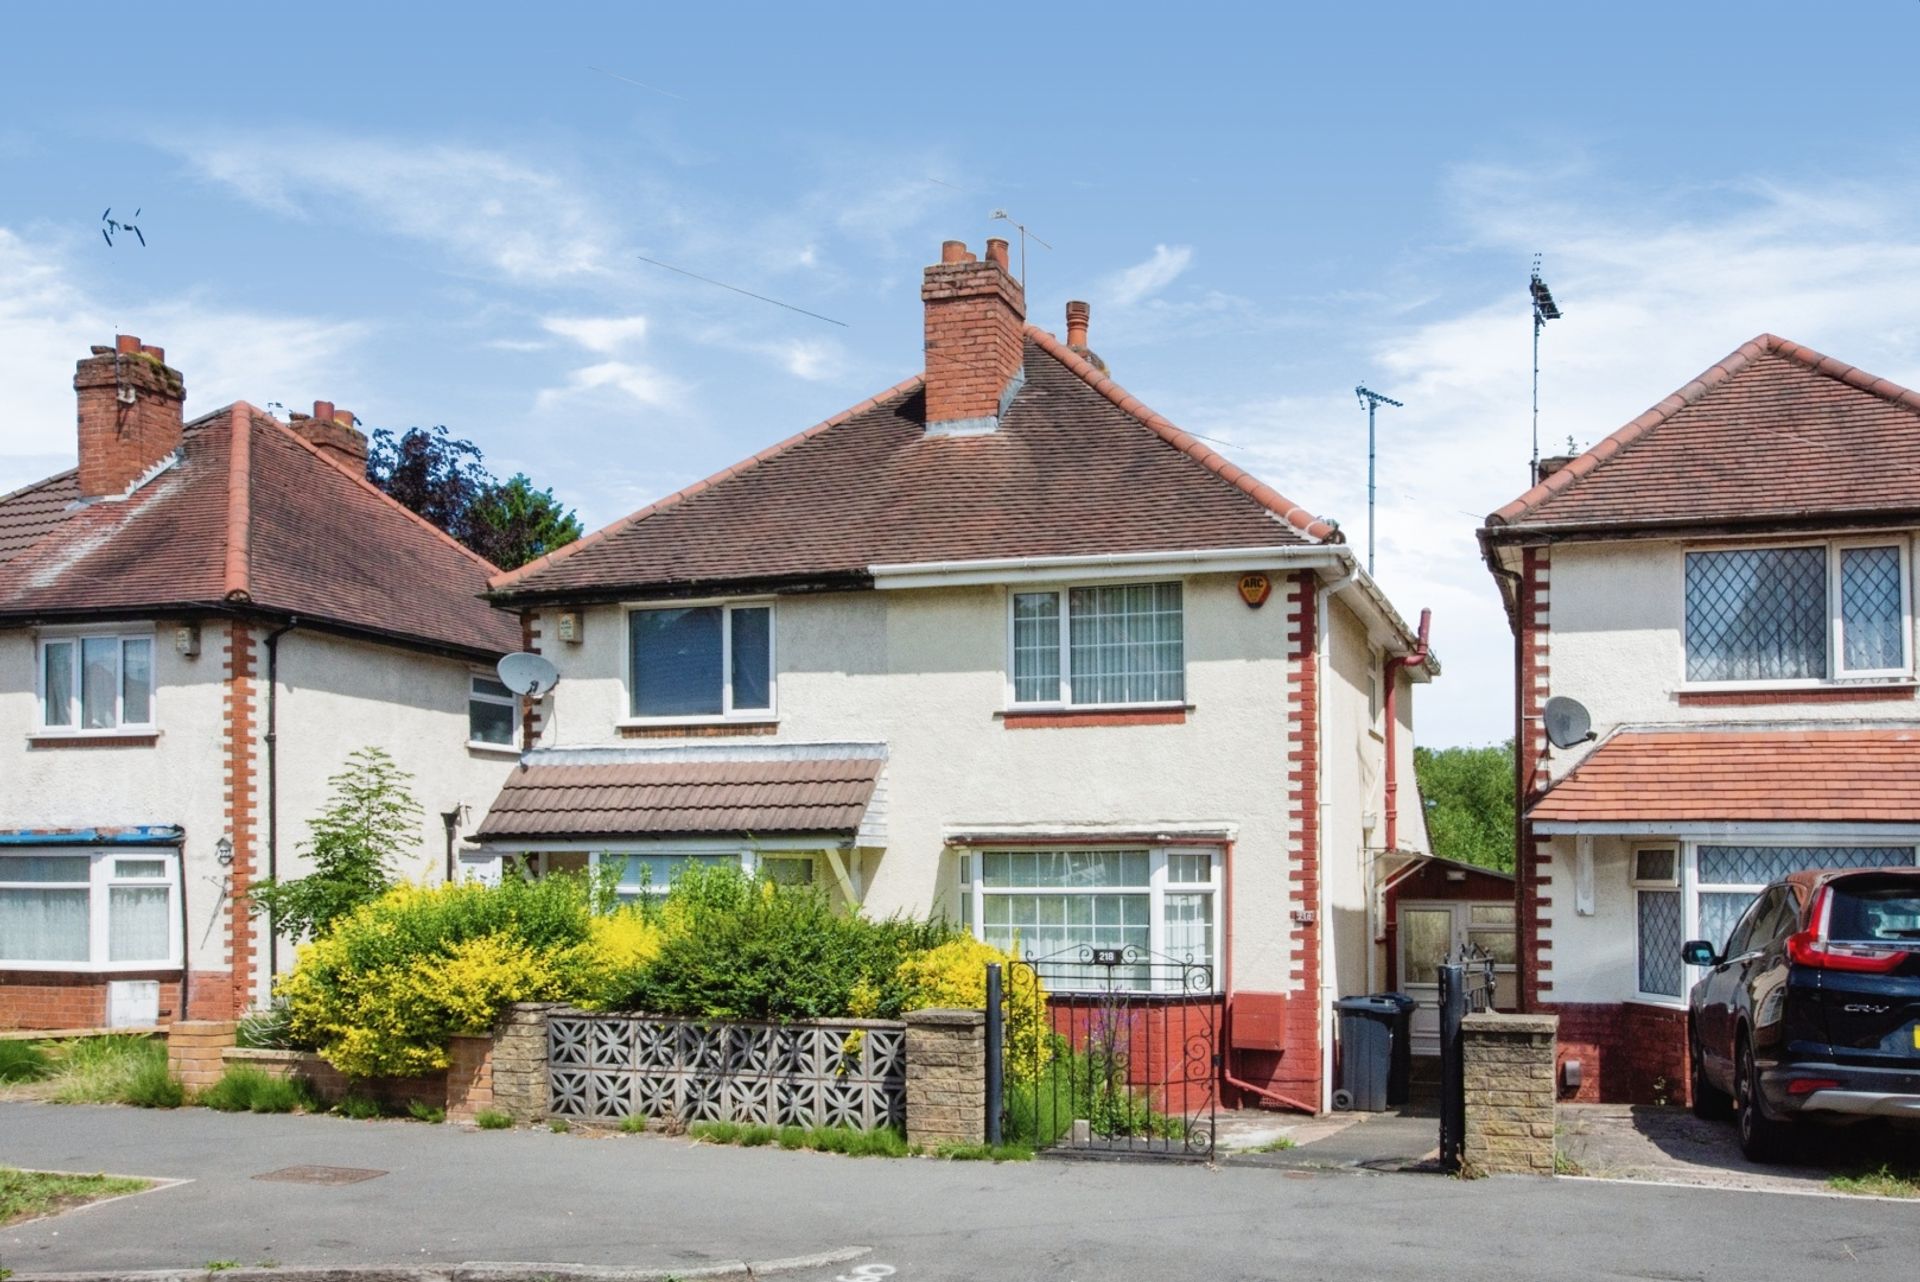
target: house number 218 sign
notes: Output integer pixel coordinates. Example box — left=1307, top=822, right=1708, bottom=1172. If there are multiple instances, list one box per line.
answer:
left=1237, top=573, right=1272, bottom=608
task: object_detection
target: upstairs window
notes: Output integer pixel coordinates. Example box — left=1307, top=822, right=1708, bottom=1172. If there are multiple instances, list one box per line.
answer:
left=628, top=603, right=773, bottom=721
left=1684, top=542, right=1909, bottom=683
left=468, top=675, right=517, bottom=747
left=1010, top=582, right=1184, bottom=707
left=39, top=634, right=153, bottom=731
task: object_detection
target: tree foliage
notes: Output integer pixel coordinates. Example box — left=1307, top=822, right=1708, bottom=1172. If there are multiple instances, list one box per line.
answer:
left=364, top=426, right=581, bottom=570
left=249, top=747, right=422, bottom=942
left=1413, top=741, right=1515, bottom=873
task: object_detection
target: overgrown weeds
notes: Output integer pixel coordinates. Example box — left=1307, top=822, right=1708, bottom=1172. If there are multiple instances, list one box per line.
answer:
left=45, top=1036, right=181, bottom=1108
left=474, top=1108, right=513, bottom=1130
left=198, top=1067, right=316, bottom=1114
left=0, top=1041, right=52, bottom=1084
left=688, top=1121, right=910, bottom=1158
left=1829, top=1164, right=1920, bottom=1198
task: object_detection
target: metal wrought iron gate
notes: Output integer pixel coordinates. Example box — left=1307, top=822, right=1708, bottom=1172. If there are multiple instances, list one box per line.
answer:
left=1437, top=946, right=1497, bottom=1170
left=997, top=946, right=1218, bottom=1162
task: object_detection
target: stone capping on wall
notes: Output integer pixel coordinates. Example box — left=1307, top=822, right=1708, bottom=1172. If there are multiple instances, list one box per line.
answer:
left=1460, top=1011, right=1559, bottom=1177
left=903, top=1007, right=986, bottom=1148
left=545, top=1008, right=909, bottom=1130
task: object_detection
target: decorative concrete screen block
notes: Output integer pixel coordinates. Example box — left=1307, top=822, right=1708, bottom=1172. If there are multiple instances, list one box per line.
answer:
left=546, top=1009, right=907, bottom=1130
left=903, top=1007, right=986, bottom=1148
left=1461, top=1012, right=1559, bottom=1176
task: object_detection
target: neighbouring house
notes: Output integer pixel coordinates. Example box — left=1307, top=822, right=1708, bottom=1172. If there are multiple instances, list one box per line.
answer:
left=1481, top=333, right=1920, bottom=1104
left=475, top=237, right=1440, bottom=1113
left=0, top=336, right=524, bottom=1031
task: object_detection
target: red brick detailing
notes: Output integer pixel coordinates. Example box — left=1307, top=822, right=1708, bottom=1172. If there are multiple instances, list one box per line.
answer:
left=618, top=722, right=779, bottom=739
left=1546, top=1001, right=1690, bottom=1106
left=1516, top=546, right=1552, bottom=1010
left=1677, top=685, right=1915, bottom=706
left=223, top=621, right=258, bottom=1017
left=72, top=337, right=185, bottom=499
left=521, top=610, right=543, bottom=752
left=921, top=241, right=1026, bottom=429
left=445, top=1033, right=496, bottom=1122
left=1000, top=708, right=1187, bottom=729
left=0, top=971, right=177, bottom=1029
left=1265, top=570, right=1323, bottom=1106
left=26, top=734, right=160, bottom=749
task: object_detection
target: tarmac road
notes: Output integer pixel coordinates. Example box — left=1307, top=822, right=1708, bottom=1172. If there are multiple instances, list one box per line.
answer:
left=2, top=1102, right=1915, bottom=1282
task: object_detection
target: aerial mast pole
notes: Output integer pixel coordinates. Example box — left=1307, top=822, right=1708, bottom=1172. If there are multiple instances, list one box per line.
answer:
left=1529, top=255, right=1562, bottom=486
left=1354, top=385, right=1403, bottom=576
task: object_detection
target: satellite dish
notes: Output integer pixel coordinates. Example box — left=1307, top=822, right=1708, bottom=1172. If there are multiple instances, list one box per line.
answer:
left=1543, top=696, right=1596, bottom=750
left=497, top=652, right=560, bottom=698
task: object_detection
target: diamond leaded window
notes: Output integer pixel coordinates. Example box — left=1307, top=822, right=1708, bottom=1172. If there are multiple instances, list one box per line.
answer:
left=1685, top=543, right=1908, bottom=682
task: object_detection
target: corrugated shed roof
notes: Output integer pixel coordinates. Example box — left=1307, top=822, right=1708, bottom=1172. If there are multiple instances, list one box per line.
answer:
left=1529, top=728, right=1920, bottom=824
left=492, top=329, right=1333, bottom=601
left=0, top=406, right=521, bottom=657
left=1488, top=334, right=1920, bottom=535
left=474, top=754, right=885, bottom=839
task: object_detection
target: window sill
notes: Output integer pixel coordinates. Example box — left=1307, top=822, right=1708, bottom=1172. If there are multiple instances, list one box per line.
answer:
left=466, top=741, right=523, bottom=758
left=998, top=704, right=1191, bottom=729
left=1676, top=680, right=1917, bottom=707
left=0, top=961, right=183, bottom=975
left=28, top=730, right=161, bottom=748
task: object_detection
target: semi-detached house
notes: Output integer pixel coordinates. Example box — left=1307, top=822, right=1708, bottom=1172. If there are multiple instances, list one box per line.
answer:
left=474, top=236, right=1440, bottom=1112
left=1482, top=333, right=1920, bottom=1104
left=0, top=337, right=522, bottom=1030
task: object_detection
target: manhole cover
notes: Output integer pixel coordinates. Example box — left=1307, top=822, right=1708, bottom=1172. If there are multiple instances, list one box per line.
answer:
left=252, top=1165, right=387, bottom=1185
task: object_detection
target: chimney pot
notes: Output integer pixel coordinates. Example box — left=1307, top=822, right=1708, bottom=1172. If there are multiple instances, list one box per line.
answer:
left=1066, top=300, right=1090, bottom=348
left=941, top=240, right=969, bottom=264
left=139, top=344, right=164, bottom=362
left=312, top=400, right=335, bottom=424
left=333, top=407, right=354, bottom=427
left=985, top=238, right=1010, bottom=270
left=115, top=335, right=141, bottom=355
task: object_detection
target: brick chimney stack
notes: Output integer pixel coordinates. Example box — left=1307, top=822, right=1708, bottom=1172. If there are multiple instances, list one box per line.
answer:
left=921, top=237, right=1026, bottom=435
left=73, top=335, right=186, bottom=499
left=288, top=400, right=369, bottom=471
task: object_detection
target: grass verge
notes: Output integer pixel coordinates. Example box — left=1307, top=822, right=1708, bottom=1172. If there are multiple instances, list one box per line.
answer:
left=45, top=1036, right=182, bottom=1108
left=1829, top=1165, right=1920, bottom=1199
left=0, top=1167, right=149, bottom=1227
left=689, top=1121, right=911, bottom=1157
left=0, top=1041, right=53, bottom=1084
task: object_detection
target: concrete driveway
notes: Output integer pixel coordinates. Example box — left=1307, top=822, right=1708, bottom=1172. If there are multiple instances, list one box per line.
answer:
left=5, top=1101, right=1920, bottom=1281
left=1557, top=1103, right=1915, bottom=1195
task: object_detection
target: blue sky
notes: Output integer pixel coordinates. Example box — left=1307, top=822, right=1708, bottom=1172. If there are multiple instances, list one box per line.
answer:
left=5, top=2, right=1920, bottom=746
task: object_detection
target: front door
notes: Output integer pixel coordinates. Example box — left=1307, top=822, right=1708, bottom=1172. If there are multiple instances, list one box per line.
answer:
left=1401, top=905, right=1456, bottom=1057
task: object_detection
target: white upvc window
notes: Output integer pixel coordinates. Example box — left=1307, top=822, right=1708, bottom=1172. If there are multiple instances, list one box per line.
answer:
left=1682, top=539, right=1912, bottom=685
left=468, top=674, right=518, bottom=748
left=37, top=632, right=155, bottom=732
left=1008, top=581, right=1185, bottom=708
left=625, top=600, right=775, bottom=723
left=0, top=849, right=181, bottom=971
left=960, top=845, right=1219, bottom=992
left=586, top=849, right=818, bottom=902
left=1630, top=840, right=1919, bottom=1004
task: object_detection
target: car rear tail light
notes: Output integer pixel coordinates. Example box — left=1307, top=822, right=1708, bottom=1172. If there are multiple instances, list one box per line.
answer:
left=1786, top=1077, right=1843, bottom=1096
left=1787, top=886, right=1909, bottom=973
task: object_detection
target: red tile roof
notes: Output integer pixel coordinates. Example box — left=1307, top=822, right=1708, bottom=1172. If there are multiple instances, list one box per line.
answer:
left=0, top=405, right=521, bottom=658
left=1487, top=334, right=1920, bottom=535
left=492, top=327, right=1338, bottom=601
left=473, top=753, right=884, bottom=839
left=1529, top=729, right=1920, bottom=824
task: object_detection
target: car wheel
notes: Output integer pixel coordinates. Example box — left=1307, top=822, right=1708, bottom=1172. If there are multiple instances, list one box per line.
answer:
left=1735, top=1034, right=1790, bottom=1163
left=1690, top=1024, right=1732, bottom=1121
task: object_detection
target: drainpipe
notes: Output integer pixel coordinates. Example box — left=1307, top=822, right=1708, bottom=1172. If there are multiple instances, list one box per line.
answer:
left=1381, top=608, right=1433, bottom=853
left=441, top=806, right=465, bottom=884
left=264, top=617, right=299, bottom=986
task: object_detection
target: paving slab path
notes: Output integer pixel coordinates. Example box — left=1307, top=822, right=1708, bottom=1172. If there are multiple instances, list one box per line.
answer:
left=2, top=1102, right=1915, bottom=1282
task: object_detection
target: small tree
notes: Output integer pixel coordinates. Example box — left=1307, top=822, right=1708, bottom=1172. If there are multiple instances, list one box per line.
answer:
left=250, top=747, right=423, bottom=942
left=1413, top=741, right=1516, bottom=873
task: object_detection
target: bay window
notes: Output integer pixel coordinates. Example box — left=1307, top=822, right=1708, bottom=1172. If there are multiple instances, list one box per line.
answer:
left=1684, top=541, right=1910, bottom=683
left=628, top=602, right=773, bottom=721
left=959, top=845, right=1218, bottom=991
left=39, top=633, right=154, bottom=731
left=0, top=850, right=181, bottom=970
left=1009, top=582, right=1184, bottom=707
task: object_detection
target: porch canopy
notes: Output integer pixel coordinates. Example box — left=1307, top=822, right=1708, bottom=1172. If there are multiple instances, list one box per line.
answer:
left=1529, top=727, right=1920, bottom=830
left=474, top=744, right=886, bottom=841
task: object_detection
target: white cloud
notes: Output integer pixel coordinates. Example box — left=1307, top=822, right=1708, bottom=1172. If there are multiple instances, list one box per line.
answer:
left=0, top=227, right=366, bottom=494
left=534, top=360, right=682, bottom=412
left=175, top=132, right=612, bottom=284
left=540, top=314, right=650, bottom=354
left=1102, top=244, right=1194, bottom=307
left=1195, top=167, right=1920, bottom=747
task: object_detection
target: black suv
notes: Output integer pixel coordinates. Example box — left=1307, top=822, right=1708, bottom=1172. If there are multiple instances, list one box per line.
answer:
left=1683, top=867, right=1920, bottom=1161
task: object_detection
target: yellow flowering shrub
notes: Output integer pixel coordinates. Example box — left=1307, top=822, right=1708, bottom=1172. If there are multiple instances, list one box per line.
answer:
left=893, top=936, right=1050, bottom=1085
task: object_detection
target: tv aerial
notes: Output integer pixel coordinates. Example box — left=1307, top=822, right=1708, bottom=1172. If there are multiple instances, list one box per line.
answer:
left=1543, top=696, right=1596, bottom=749
left=497, top=652, right=560, bottom=699
left=101, top=208, right=145, bottom=248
